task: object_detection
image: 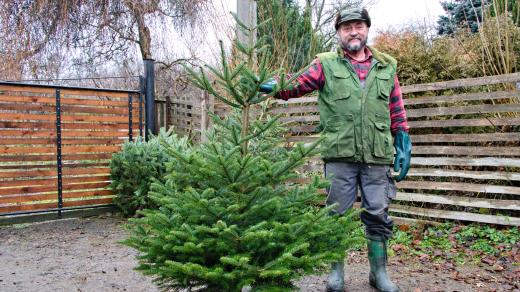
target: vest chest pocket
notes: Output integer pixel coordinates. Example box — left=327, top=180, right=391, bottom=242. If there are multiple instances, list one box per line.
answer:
left=376, top=72, right=392, bottom=101
left=373, top=121, right=392, bottom=158
left=332, top=71, right=352, bottom=100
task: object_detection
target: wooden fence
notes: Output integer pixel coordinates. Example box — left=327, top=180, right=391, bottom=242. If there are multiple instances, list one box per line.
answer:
left=0, top=82, right=141, bottom=216
left=269, top=72, right=520, bottom=226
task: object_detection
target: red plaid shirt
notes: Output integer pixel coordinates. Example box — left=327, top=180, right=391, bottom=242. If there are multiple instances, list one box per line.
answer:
left=276, top=48, right=409, bottom=134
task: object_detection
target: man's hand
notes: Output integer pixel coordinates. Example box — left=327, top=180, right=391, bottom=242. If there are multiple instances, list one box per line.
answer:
left=259, top=78, right=277, bottom=94
left=393, top=130, right=411, bottom=182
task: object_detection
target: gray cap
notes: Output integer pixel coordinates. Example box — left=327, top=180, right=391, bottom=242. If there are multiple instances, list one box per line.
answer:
left=335, top=8, right=371, bottom=30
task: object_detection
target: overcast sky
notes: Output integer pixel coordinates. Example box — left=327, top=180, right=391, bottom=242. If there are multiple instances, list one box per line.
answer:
left=368, top=0, right=445, bottom=34
left=224, top=0, right=446, bottom=34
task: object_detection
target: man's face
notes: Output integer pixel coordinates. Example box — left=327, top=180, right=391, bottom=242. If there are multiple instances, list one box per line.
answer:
left=337, top=20, right=369, bottom=53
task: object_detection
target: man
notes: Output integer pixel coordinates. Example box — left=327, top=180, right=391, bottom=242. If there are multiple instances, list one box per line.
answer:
left=260, top=7, right=412, bottom=292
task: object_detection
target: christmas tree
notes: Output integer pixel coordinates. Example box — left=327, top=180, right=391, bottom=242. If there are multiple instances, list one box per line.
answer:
left=123, top=15, right=363, bottom=292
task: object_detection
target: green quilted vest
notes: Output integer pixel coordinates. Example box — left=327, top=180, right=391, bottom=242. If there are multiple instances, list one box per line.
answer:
left=316, top=46, right=397, bottom=164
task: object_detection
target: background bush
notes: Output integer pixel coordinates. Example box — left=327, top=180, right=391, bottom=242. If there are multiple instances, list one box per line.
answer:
left=110, top=128, right=190, bottom=217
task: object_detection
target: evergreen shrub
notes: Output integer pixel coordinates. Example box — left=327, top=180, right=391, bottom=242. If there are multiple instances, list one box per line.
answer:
left=110, top=128, right=190, bottom=216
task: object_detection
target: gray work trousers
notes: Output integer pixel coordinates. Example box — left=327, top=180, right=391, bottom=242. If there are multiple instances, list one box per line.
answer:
left=324, top=162, right=397, bottom=240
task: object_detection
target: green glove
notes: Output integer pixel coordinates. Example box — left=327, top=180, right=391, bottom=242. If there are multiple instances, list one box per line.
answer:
left=259, top=78, right=277, bottom=93
left=393, top=130, right=411, bottom=182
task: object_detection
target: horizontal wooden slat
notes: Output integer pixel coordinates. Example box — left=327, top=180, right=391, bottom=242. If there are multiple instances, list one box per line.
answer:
left=0, top=166, right=110, bottom=178
left=407, top=104, right=520, bottom=118
left=0, top=93, right=139, bottom=106
left=0, top=153, right=113, bottom=162
left=395, top=192, right=519, bottom=210
left=397, top=181, right=520, bottom=195
left=62, top=104, right=134, bottom=115
left=408, top=117, right=520, bottom=128
left=0, top=182, right=110, bottom=199
left=290, top=125, right=318, bottom=134
left=391, top=205, right=520, bottom=226
left=0, top=121, right=137, bottom=130
left=61, top=197, right=114, bottom=207
left=0, top=189, right=113, bottom=205
left=280, top=115, right=320, bottom=124
left=400, top=72, right=520, bottom=94
left=1, top=145, right=121, bottom=154
left=286, top=135, right=319, bottom=143
left=271, top=96, right=318, bottom=104
left=0, top=129, right=131, bottom=138
left=0, top=202, right=58, bottom=213
left=0, top=84, right=55, bottom=94
left=0, top=84, right=137, bottom=98
left=407, top=168, right=520, bottom=181
left=0, top=103, right=56, bottom=112
left=270, top=105, right=319, bottom=115
left=62, top=167, right=111, bottom=175
left=0, top=175, right=110, bottom=188
left=411, top=156, right=520, bottom=167
left=412, top=146, right=520, bottom=156
left=0, top=196, right=114, bottom=213
left=412, top=132, right=520, bottom=143
left=0, top=168, right=57, bottom=178
left=0, top=113, right=131, bottom=123
left=0, top=138, right=127, bottom=145
left=62, top=189, right=113, bottom=198
left=404, top=90, right=520, bottom=105
left=61, top=88, right=133, bottom=98
left=0, top=103, right=136, bottom=116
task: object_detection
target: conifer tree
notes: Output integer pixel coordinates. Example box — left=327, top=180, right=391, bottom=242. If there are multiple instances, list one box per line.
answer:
left=123, top=15, right=363, bottom=292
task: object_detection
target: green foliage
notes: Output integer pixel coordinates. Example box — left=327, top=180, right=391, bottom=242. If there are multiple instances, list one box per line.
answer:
left=455, top=225, right=520, bottom=254
left=256, top=0, right=329, bottom=72
left=109, top=128, right=190, bottom=217
left=373, top=30, right=482, bottom=85
left=489, top=0, right=520, bottom=26
left=391, top=229, right=413, bottom=247
left=438, top=0, right=484, bottom=35
left=390, top=223, right=520, bottom=261
left=123, top=22, right=364, bottom=292
left=419, top=224, right=453, bottom=252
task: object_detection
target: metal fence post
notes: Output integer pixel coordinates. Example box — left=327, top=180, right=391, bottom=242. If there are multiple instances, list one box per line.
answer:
left=55, top=88, right=63, bottom=219
left=144, top=59, right=156, bottom=140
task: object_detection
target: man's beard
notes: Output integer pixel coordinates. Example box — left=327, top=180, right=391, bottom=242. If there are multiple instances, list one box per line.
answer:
left=341, top=37, right=367, bottom=53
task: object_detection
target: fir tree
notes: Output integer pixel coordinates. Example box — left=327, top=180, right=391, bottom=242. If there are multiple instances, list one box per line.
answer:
left=123, top=15, right=363, bottom=292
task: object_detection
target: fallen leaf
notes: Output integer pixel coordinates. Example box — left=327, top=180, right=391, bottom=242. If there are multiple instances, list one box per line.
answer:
left=481, top=256, right=496, bottom=266
left=399, top=224, right=411, bottom=232
left=492, top=264, right=505, bottom=271
left=419, top=254, right=430, bottom=262
left=452, top=226, right=463, bottom=233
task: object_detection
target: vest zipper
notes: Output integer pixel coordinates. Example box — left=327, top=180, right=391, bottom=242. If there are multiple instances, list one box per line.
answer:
left=360, top=60, right=379, bottom=163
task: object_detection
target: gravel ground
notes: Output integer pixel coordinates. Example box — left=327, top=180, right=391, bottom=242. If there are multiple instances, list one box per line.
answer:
left=0, top=215, right=516, bottom=292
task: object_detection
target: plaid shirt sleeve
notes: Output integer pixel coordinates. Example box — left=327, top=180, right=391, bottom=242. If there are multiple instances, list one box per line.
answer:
left=275, top=59, right=325, bottom=100
left=389, top=75, right=410, bottom=134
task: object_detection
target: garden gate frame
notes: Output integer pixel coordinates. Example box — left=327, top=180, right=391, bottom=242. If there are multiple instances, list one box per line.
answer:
left=0, top=81, right=143, bottom=221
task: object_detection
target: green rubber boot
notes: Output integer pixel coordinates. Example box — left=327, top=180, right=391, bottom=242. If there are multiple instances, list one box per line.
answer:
left=367, top=238, right=399, bottom=292
left=326, top=261, right=345, bottom=292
